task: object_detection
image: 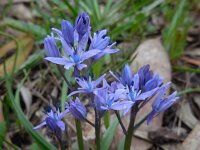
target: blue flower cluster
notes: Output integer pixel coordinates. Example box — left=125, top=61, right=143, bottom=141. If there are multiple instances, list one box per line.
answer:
left=33, top=12, right=179, bottom=141
left=44, top=12, right=119, bottom=71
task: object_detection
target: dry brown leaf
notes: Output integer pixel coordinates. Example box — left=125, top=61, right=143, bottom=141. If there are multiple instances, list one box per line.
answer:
left=20, top=86, right=32, bottom=114
left=0, top=34, right=34, bottom=77
left=181, top=56, right=200, bottom=67
left=185, top=48, right=200, bottom=57
left=176, top=101, right=198, bottom=129
left=178, top=123, right=200, bottom=150
left=148, top=127, right=182, bottom=144
left=193, top=94, right=200, bottom=109
left=9, top=4, right=33, bottom=21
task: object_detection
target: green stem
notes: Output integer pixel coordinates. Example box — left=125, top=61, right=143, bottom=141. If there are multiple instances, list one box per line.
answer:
left=177, top=88, right=200, bottom=96
left=124, top=105, right=137, bottom=150
left=134, top=113, right=149, bottom=130
left=95, top=110, right=101, bottom=150
left=57, top=65, right=73, bottom=91
left=115, top=111, right=127, bottom=135
left=75, top=119, right=84, bottom=150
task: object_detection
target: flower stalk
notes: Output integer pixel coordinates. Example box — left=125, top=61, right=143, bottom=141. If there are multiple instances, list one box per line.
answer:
left=115, top=111, right=127, bottom=135
left=95, top=109, right=101, bottom=150
left=75, top=119, right=84, bottom=150
left=124, top=104, right=138, bottom=150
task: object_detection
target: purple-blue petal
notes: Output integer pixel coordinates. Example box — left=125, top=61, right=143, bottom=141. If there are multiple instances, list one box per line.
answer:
left=61, top=20, right=74, bottom=45
left=45, top=57, right=68, bottom=65
left=81, top=49, right=101, bottom=62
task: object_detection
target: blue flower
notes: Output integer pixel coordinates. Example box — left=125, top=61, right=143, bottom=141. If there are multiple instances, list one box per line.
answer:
left=75, top=12, right=90, bottom=41
left=44, top=31, right=100, bottom=70
left=44, top=35, right=61, bottom=57
left=45, top=12, right=101, bottom=71
left=61, top=20, right=74, bottom=46
left=89, top=30, right=120, bottom=60
left=110, top=64, right=134, bottom=87
left=138, top=65, right=163, bottom=91
left=33, top=105, right=69, bottom=137
left=65, top=97, right=87, bottom=120
left=68, top=74, right=106, bottom=96
left=94, top=86, right=133, bottom=116
left=147, top=83, right=179, bottom=125
left=114, top=73, right=159, bottom=115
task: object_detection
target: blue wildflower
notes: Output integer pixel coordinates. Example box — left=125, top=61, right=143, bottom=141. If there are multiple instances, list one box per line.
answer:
left=110, top=64, right=134, bottom=87
left=90, top=30, right=120, bottom=60
left=75, top=12, right=91, bottom=41
left=114, top=73, right=159, bottom=115
left=45, top=38, right=100, bottom=70
left=65, top=97, right=87, bottom=120
left=138, top=64, right=163, bottom=91
left=44, top=35, right=61, bottom=57
left=94, top=87, right=133, bottom=114
left=46, top=12, right=100, bottom=71
left=61, top=20, right=74, bottom=46
left=147, top=83, right=179, bottom=125
left=68, top=74, right=106, bottom=96
left=33, top=105, right=69, bottom=137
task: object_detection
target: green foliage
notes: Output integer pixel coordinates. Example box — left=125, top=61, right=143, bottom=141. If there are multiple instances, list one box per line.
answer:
left=162, top=0, right=191, bottom=59
left=0, top=18, right=46, bottom=41
left=0, top=121, right=7, bottom=147
left=101, top=117, right=119, bottom=150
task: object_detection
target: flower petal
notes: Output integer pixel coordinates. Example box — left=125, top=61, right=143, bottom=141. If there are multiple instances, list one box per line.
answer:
left=45, top=57, right=68, bottom=65
left=93, top=74, right=106, bottom=87
left=81, top=49, right=101, bottom=62
left=77, top=64, right=87, bottom=70
left=135, top=88, right=159, bottom=101
left=68, top=90, right=85, bottom=97
left=33, top=121, right=46, bottom=130
left=57, top=121, right=65, bottom=131
left=64, top=63, right=75, bottom=70
left=61, top=20, right=74, bottom=45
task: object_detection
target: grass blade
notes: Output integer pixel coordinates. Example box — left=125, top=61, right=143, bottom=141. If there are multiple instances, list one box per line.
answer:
left=101, top=117, right=119, bottom=150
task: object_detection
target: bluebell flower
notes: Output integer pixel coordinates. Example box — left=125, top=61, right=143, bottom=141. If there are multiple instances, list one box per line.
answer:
left=33, top=105, right=69, bottom=137
left=114, top=73, right=159, bottom=115
left=52, top=12, right=90, bottom=46
left=46, top=12, right=101, bottom=71
left=75, top=12, right=90, bottom=41
left=68, top=74, right=106, bottom=96
left=138, top=65, right=163, bottom=91
left=61, top=20, right=74, bottom=46
left=65, top=97, right=87, bottom=120
left=94, top=87, right=133, bottom=115
left=44, top=35, right=61, bottom=57
left=147, top=83, right=179, bottom=125
left=45, top=37, right=100, bottom=70
left=143, top=74, right=163, bottom=92
left=89, top=30, right=120, bottom=60
left=110, top=64, right=134, bottom=87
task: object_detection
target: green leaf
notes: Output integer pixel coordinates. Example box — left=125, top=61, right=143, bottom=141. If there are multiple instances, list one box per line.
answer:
left=117, top=136, right=125, bottom=150
left=0, top=121, right=6, bottom=146
left=0, top=18, right=46, bottom=39
left=101, top=117, right=119, bottom=150
left=19, top=51, right=44, bottom=71
left=162, top=0, right=190, bottom=59
left=29, top=143, right=40, bottom=150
